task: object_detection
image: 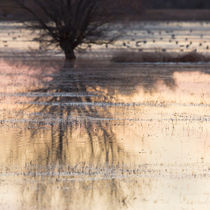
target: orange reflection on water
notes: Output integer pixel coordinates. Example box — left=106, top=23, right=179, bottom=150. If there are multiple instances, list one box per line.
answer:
left=1, top=61, right=210, bottom=209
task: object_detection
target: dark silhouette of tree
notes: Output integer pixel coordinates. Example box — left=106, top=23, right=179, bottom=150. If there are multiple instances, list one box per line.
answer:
left=14, top=0, right=114, bottom=61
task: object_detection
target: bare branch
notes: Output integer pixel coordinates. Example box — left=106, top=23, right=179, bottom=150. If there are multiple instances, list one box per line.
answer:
left=13, top=0, right=139, bottom=60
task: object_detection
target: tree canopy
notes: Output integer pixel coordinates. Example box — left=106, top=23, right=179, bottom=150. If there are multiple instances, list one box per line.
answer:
left=14, top=0, right=142, bottom=61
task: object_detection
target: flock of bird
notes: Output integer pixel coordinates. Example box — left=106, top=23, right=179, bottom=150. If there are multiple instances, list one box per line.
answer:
left=0, top=22, right=210, bottom=54
left=101, top=22, right=210, bottom=54
left=113, top=26, right=210, bottom=53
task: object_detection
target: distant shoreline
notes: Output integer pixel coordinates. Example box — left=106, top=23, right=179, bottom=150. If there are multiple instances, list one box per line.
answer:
left=139, top=9, right=210, bottom=21
left=1, top=7, right=210, bottom=21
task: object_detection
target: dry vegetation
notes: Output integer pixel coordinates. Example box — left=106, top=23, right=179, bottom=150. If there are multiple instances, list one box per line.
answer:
left=112, top=51, right=210, bottom=63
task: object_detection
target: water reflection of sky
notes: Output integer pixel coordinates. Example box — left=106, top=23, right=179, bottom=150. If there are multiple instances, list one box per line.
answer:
left=1, top=58, right=210, bottom=209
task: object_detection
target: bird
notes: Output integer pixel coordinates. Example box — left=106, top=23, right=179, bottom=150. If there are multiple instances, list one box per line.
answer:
left=171, top=34, right=175, bottom=39
left=136, top=41, right=141, bottom=47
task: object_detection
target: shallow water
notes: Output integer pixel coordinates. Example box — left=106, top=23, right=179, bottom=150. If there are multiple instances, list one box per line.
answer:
left=1, top=57, right=210, bottom=209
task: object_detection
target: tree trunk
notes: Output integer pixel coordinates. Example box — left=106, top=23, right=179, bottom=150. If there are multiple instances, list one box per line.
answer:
left=64, top=48, right=76, bottom=61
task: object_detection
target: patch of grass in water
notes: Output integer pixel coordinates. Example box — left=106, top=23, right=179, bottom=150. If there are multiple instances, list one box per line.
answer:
left=112, top=51, right=210, bottom=63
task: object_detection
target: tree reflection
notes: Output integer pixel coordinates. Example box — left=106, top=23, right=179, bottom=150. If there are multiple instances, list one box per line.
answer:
left=3, top=60, right=148, bottom=209
left=2, top=58, right=180, bottom=170
left=1, top=58, right=184, bottom=210
left=3, top=57, right=210, bottom=209
left=18, top=60, right=132, bottom=168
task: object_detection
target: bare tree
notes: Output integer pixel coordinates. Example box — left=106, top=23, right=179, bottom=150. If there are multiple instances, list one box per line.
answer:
left=14, top=0, right=112, bottom=61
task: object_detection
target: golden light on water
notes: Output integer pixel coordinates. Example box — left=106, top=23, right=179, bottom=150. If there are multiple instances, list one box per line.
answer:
left=1, top=21, right=210, bottom=209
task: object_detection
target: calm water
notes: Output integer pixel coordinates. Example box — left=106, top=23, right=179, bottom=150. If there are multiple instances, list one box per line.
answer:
left=0, top=58, right=210, bottom=209
left=1, top=21, right=210, bottom=209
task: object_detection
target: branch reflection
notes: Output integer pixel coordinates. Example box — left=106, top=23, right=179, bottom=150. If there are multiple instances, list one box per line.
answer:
left=1, top=58, right=183, bottom=210
left=19, top=61, right=132, bottom=168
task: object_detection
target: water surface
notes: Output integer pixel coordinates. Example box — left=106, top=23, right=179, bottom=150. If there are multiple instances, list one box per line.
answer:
left=1, top=57, right=210, bottom=209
